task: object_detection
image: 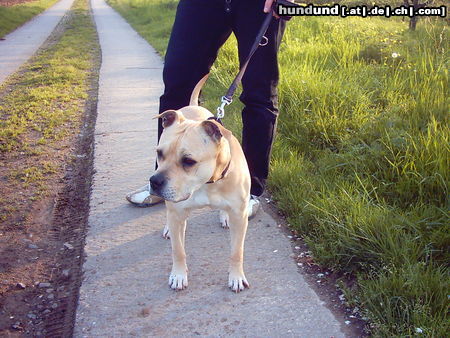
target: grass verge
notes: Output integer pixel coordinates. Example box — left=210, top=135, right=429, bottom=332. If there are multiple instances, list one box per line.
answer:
left=0, top=0, right=97, bottom=198
left=0, top=0, right=99, bottom=334
left=107, top=0, right=448, bottom=335
left=0, top=0, right=59, bottom=38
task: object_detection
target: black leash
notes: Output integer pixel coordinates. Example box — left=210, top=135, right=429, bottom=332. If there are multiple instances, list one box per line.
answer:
left=215, top=0, right=297, bottom=123
left=216, top=11, right=272, bottom=123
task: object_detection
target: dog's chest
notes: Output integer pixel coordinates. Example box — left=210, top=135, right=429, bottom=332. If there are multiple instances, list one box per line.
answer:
left=192, top=190, right=210, bottom=206
left=186, top=187, right=224, bottom=209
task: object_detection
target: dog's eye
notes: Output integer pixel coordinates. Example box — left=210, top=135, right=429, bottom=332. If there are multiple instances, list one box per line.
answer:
left=157, top=150, right=163, bottom=160
left=181, top=157, right=197, bottom=167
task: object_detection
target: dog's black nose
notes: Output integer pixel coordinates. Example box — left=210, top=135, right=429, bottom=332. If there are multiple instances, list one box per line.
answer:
left=150, top=172, right=165, bottom=191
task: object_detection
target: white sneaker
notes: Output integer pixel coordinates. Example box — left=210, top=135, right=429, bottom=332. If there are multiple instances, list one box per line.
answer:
left=248, top=195, right=260, bottom=219
left=125, top=184, right=164, bottom=207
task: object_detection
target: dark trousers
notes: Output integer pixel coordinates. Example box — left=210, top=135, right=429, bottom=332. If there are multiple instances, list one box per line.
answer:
left=157, top=0, right=286, bottom=196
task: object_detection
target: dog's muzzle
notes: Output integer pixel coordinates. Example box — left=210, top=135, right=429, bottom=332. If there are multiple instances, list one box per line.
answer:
left=149, top=172, right=166, bottom=194
left=149, top=173, right=192, bottom=203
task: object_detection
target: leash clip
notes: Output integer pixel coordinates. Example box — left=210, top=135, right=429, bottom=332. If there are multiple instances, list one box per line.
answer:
left=216, top=96, right=232, bottom=119
left=259, top=36, right=268, bottom=46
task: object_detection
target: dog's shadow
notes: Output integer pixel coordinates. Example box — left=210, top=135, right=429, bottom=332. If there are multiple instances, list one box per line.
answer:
left=84, top=201, right=232, bottom=286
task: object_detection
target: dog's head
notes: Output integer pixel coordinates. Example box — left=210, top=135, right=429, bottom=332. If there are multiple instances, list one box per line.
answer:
left=149, top=110, right=231, bottom=202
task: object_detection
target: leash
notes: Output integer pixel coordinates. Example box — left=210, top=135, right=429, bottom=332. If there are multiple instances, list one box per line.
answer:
left=215, top=0, right=296, bottom=123
left=216, top=12, right=272, bottom=123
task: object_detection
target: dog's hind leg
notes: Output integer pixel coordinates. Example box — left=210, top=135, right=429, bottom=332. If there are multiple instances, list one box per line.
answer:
left=227, top=207, right=249, bottom=292
left=166, top=205, right=189, bottom=290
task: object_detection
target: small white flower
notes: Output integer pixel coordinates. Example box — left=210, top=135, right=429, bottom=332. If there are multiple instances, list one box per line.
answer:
left=415, top=328, right=423, bottom=334
left=392, top=52, right=399, bottom=58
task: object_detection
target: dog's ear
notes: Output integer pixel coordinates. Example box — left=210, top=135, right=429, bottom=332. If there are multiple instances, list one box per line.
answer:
left=201, top=120, right=222, bottom=143
left=154, top=110, right=185, bottom=128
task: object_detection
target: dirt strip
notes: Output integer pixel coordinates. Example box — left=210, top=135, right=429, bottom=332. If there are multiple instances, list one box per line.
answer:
left=0, top=0, right=100, bottom=336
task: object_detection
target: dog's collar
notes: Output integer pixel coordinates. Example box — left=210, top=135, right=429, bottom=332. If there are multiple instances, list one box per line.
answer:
left=206, top=160, right=231, bottom=184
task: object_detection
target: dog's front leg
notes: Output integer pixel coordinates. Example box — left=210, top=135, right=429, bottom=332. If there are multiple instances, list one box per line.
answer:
left=166, top=204, right=189, bottom=290
left=227, top=207, right=249, bottom=292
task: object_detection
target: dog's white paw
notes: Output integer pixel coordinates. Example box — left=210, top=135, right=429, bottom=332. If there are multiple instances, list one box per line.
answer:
left=169, top=272, right=188, bottom=290
left=219, top=210, right=229, bottom=229
left=162, top=225, right=170, bottom=239
left=228, top=273, right=249, bottom=293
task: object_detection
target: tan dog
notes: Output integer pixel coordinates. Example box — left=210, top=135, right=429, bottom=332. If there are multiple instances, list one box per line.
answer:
left=150, top=75, right=251, bottom=292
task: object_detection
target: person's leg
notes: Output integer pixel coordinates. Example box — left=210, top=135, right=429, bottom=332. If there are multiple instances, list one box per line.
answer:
left=157, top=0, right=233, bottom=141
left=232, top=0, right=286, bottom=197
left=127, top=0, right=232, bottom=206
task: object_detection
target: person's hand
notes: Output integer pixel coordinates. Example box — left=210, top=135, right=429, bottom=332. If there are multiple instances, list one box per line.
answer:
left=265, top=0, right=296, bottom=20
left=263, top=0, right=275, bottom=13
left=263, top=0, right=279, bottom=18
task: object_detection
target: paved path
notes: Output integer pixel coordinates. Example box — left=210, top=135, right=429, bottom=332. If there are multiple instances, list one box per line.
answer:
left=0, top=0, right=75, bottom=85
left=75, top=0, right=346, bottom=336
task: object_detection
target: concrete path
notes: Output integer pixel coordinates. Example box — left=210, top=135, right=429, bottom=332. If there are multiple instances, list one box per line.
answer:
left=0, top=0, right=75, bottom=85
left=74, top=0, right=346, bottom=336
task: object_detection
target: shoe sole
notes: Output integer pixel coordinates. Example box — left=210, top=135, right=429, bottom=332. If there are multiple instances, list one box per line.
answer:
left=125, top=196, right=164, bottom=208
left=248, top=204, right=260, bottom=220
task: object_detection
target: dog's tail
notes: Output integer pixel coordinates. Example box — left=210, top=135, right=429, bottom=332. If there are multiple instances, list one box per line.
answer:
left=189, top=74, right=209, bottom=106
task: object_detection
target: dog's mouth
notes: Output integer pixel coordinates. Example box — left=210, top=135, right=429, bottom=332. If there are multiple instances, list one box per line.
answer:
left=161, top=193, right=191, bottom=203
left=150, top=187, right=191, bottom=203
left=171, top=193, right=191, bottom=203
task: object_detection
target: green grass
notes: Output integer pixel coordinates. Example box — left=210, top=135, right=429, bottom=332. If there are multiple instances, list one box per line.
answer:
left=106, top=0, right=449, bottom=335
left=0, top=0, right=98, bottom=203
left=0, top=0, right=59, bottom=38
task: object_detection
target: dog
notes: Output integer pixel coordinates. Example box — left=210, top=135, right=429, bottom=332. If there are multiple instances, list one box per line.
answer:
left=149, top=75, right=251, bottom=292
